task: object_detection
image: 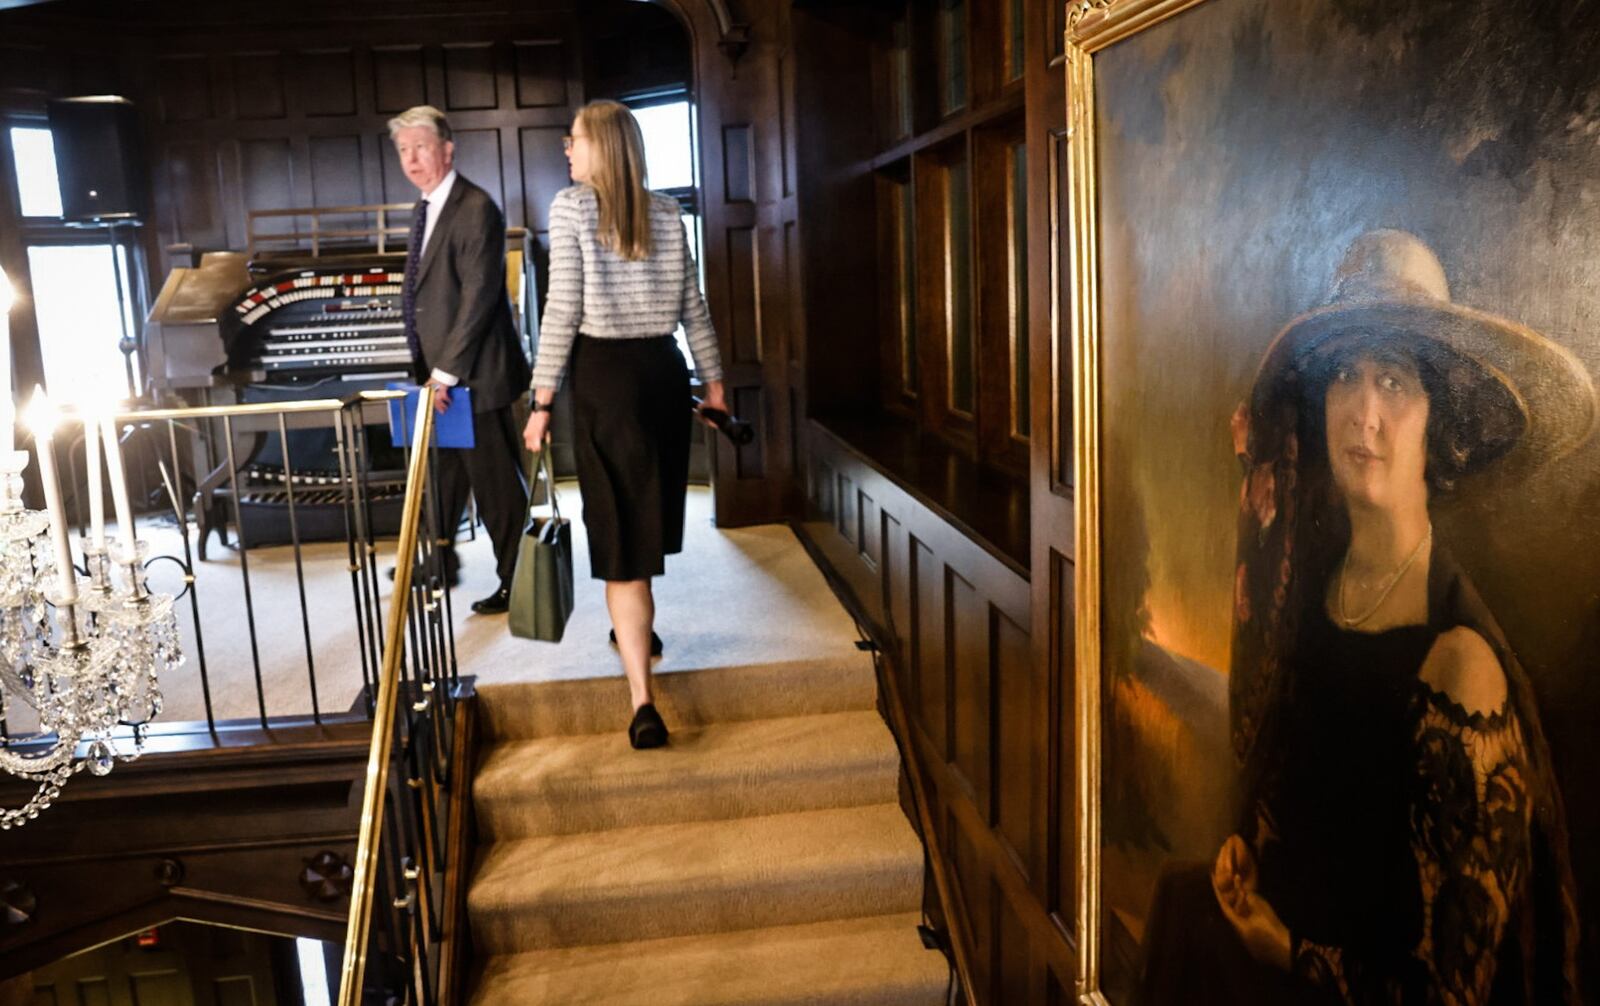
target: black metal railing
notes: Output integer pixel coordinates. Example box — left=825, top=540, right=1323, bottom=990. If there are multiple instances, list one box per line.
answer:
left=0, top=388, right=466, bottom=1003
left=0, top=390, right=457, bottom=751
left=339, top=386, right=462, bottom=1005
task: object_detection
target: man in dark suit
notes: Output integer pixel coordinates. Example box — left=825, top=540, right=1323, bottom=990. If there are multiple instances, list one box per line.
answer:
left=390, top=105, right=531, bottom=614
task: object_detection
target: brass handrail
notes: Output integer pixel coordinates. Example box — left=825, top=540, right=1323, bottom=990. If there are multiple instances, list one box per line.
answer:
left=75, top=389, right=409, bottom=425
left=338, top=385, right=437, bottom=1005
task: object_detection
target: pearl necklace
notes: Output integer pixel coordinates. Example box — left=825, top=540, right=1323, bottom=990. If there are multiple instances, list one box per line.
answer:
left=1336, top=525, right=1432, bottom=628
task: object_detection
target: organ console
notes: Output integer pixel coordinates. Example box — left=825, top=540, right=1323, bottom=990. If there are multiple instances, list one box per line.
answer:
left=228, top=267, right=412, bottom=379
left=145, top=204, right=537, bottom=556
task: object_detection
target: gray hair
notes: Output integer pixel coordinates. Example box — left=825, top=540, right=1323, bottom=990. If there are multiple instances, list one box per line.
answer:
left=387, top=105, right=452, bottom=143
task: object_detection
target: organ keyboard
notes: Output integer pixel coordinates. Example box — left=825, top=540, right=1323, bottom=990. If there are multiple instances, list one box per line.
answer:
left=230, top=267, right=414, bottom=379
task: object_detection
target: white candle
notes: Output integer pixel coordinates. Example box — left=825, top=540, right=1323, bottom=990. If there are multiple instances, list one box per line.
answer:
left=28, top=389, right=77, bottom=603
left=83, top=413, right=106, bottom=552
left=102, top=414, right=137, bottom=555
left=0, top=266, right=14, bottom=455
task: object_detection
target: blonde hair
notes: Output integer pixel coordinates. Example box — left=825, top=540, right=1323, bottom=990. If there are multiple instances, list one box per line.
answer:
left=576, top=100, right=653, bottom=261
left=387, top=105, right=452, bottom=142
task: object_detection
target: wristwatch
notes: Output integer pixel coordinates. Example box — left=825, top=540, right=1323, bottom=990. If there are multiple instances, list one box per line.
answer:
left=529, top=399, right=554, bottom=412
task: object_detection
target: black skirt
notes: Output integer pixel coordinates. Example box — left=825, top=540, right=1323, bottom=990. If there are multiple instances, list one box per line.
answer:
left=569, top=334, right=691, bottom=581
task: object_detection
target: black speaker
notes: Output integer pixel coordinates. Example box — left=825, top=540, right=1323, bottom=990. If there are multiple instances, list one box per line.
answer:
left=47, top=96, right=147, bottom=223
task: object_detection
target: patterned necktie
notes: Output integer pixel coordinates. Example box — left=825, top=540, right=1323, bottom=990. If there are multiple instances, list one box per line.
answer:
left=401, top=198, right=428, bottom=375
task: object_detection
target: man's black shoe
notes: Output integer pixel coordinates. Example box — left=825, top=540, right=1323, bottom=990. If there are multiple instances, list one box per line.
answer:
left=471, top=584, right=511, bottom=615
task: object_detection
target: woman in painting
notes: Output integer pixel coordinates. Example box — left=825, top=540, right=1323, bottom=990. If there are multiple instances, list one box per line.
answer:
left=1138, top=229, right=1585, bottom=1005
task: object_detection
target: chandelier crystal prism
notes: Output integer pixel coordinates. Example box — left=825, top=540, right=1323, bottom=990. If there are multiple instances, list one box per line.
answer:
left=0, top=391, right=181, bottom=829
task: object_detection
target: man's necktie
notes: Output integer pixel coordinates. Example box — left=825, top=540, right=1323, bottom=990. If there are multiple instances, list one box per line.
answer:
left=401, top=198, right=428, bottom=377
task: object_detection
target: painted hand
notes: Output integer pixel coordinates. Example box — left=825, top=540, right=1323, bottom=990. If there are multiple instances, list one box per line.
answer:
left=1212, top=833, right=1291, bottom=972
left=1211, top=833, right=1257, bottom=913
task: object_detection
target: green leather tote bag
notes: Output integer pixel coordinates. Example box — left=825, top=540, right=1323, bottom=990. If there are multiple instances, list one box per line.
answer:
left=508, top=441, right=574, bottom=642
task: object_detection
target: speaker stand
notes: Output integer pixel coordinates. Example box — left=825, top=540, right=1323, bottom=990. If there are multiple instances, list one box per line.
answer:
left=106, top=220, right=140, bottom=398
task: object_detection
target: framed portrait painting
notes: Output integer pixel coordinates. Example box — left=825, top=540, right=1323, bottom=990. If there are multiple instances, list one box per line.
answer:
left=1068, top=0, right=1600, bottom=1002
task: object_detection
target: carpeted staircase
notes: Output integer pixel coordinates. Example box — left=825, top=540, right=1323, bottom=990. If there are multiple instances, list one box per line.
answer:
left=467, top=656, right=950, bottom=1005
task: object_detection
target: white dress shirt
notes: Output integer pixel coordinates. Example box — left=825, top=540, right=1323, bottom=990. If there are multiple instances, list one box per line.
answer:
left=419, top=170, right=459, bottom=387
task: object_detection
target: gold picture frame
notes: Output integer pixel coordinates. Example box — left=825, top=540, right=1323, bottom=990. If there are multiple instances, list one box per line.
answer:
left=1065, top=3, right=1215, bottom=1000
left=1066, top=0, right=1599, bottom=1001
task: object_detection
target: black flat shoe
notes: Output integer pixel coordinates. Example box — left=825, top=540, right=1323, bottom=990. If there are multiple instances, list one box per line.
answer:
left=470, top=584, right=511, bottom=615
left=609, top=629, right=664, bottom=658
left=628, top=703, right=668, bottom=749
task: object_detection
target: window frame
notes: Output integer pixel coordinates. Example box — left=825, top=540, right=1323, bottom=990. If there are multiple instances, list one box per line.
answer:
left=2, top=115, right=149, bottom=401
left=623, top=93, right=704, bottom=375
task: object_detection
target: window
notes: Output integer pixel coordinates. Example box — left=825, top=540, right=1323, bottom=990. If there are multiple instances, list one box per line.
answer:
left=9, top=126, right=62, bottom=218
left=28, top=244, right=137, bottom=400
left=5, top=124, right=143, bottom=400
left=680, top=209, right=705, bottom=356
left=628, top=98, right=701, bottom=367
left=631, top=101, right=695, bottom=191
left=296, top=938, right=333, bottom=1006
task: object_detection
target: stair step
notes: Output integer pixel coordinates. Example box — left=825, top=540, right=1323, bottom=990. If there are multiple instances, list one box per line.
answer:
left=470, top=912, right=948, bottom=1005
left=467, top=804, right=923, bottom=954
left=474, top=710, right=900, bottom=840
left=475, top=656, right=878, bottom=742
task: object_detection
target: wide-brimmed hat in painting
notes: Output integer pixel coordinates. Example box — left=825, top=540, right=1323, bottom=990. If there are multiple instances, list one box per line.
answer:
left=1249, top=228, right=1596, bottom=476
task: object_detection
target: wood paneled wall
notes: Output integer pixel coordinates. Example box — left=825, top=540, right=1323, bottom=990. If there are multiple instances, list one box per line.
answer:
left=130, top=18, right=585, bottom=283
left=797, top=422, right=1078, bottom=1003
left=1024, top=0, right=1080, bottom=993
left=792, top=1, right=1083, bottom=1002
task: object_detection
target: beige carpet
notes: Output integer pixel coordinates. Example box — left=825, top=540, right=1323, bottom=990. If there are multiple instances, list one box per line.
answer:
left=468, top=659, right=949, bottom=1005
left=129, top=485, right=864, bottom=725
left=104, top=485, right=948, bottom=1001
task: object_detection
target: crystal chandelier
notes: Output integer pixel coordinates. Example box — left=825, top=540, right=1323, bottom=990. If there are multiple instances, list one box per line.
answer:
left=0, top=388, right=182, bottom=829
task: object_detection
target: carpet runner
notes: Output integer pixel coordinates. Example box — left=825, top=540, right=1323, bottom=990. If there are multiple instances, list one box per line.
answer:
left=466, top=656, right=948, bottom=1004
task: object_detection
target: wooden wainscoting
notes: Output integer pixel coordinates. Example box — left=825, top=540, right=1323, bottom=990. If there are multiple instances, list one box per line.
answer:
left=0, top=688, right=479, bottom=985
left=0, top=718, right=367, bottom=979
left=795, top=421, right=1079, bottom=1004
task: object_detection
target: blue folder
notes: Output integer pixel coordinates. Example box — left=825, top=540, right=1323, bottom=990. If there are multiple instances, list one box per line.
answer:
left=387, top=382, right=475, bottom=448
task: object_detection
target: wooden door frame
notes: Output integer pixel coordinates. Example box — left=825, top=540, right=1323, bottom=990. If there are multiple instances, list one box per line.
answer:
left=648, top=0, right=799, bottom=528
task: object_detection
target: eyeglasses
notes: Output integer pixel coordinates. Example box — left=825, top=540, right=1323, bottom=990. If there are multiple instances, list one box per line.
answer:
left=562, top=135, right=581, bottom=152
